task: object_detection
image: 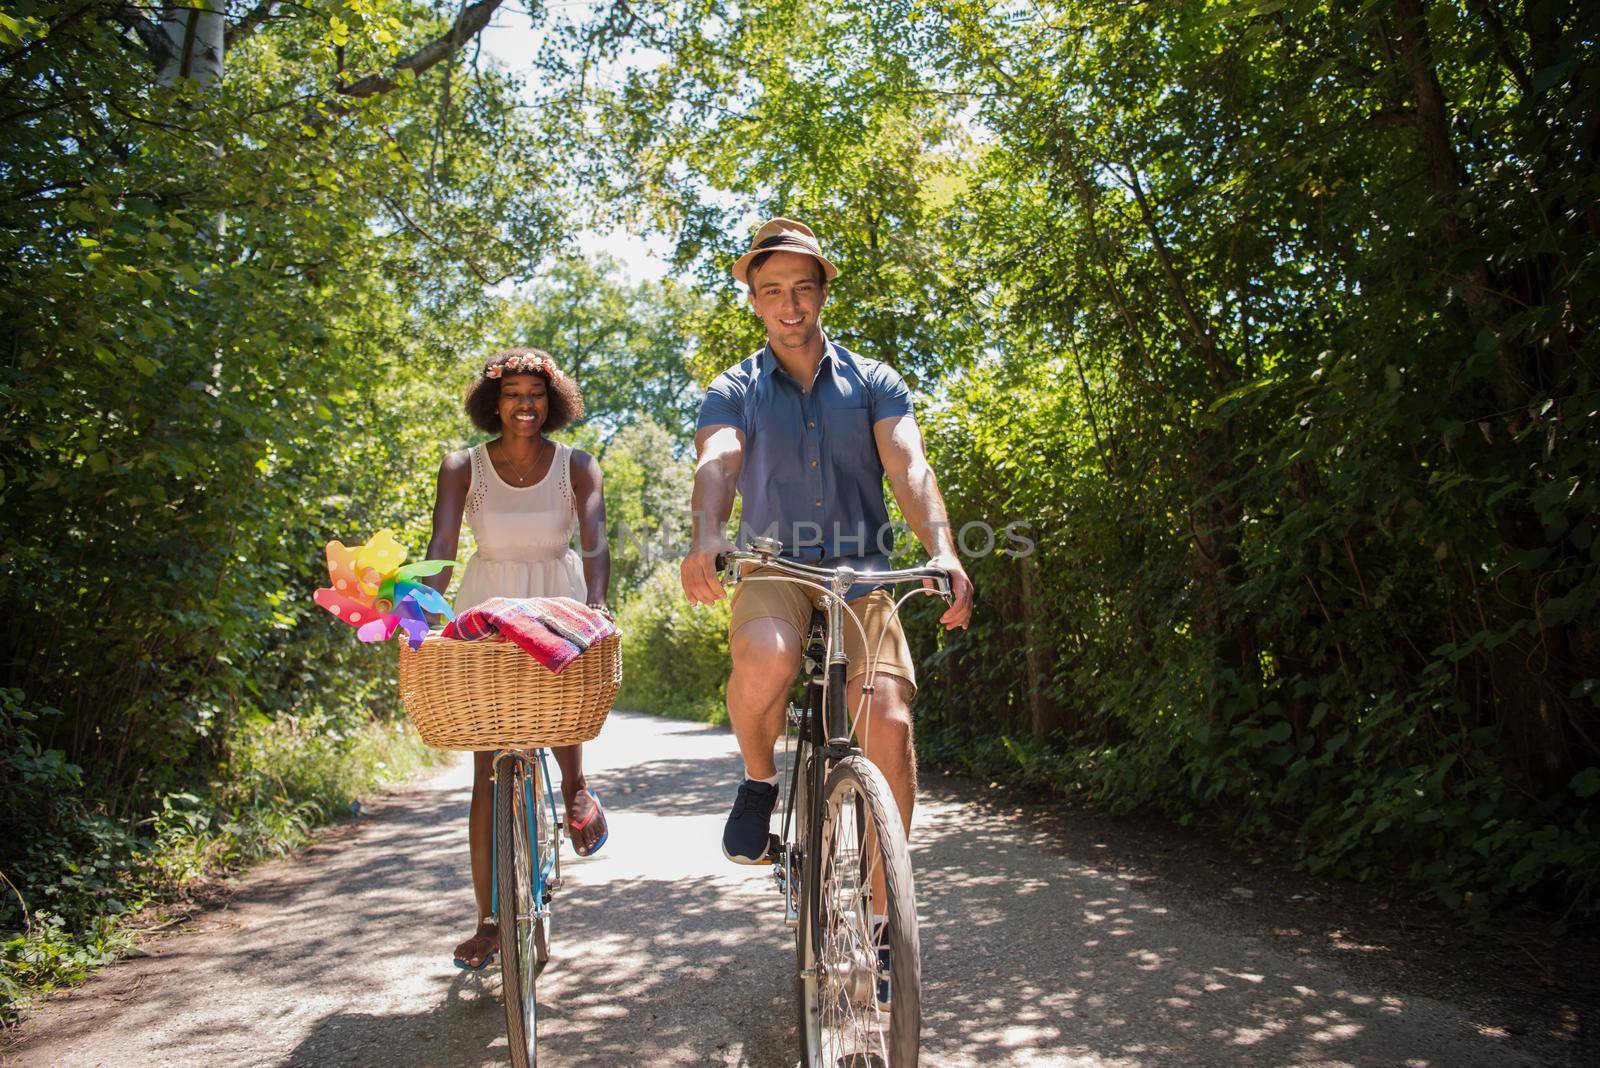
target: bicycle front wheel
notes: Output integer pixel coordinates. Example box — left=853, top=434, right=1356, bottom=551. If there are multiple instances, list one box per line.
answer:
left=496, top=756, right=552, bottom=1068
left=799, top=755, right=921, bottom=1066
left=793, top=739, right=817, bottom=1045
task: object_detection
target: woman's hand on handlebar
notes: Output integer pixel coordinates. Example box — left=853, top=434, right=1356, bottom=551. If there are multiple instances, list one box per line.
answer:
left=680, top=536, right=736, bottom=605
left=928, top=552, right=974, bottom=631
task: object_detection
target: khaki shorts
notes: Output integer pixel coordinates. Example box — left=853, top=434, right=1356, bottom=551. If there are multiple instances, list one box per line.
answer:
left=729, top=569, right=917, bottom=689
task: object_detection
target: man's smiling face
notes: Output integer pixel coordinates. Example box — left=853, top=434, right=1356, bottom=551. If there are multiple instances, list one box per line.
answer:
left=748, top=250, right=828, bottom=355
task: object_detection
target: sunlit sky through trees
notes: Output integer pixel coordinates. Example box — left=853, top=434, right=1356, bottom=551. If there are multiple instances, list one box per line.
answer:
left=483, top=2, right=677, bottom=284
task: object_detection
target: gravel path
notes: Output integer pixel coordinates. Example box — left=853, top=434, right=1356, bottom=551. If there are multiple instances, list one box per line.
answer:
left=4, top=711, right=1557, bottom=1066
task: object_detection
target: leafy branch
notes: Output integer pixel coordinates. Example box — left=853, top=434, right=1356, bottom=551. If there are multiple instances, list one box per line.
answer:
left=331, top=0, right=505, bottom=105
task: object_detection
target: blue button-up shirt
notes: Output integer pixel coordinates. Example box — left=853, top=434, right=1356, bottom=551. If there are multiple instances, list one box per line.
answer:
left=696, top=339, right=915, bottom=596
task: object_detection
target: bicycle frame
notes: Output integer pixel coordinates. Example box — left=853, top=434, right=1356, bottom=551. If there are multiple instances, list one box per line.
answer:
left=799, top=615, right=837, bottom=969
left=721, top=541, right=950, bottom=953
left=489, top=748, right=561, bottom=927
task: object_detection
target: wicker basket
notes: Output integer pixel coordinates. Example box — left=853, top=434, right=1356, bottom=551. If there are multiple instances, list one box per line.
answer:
left=397, top=632, right=622, bottom=750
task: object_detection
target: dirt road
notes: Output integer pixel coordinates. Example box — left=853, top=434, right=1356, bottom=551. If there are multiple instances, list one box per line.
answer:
left=4, top=712, right=1568, bottom=1066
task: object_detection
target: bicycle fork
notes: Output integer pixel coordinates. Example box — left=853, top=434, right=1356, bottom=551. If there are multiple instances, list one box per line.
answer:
left=488, top=750, right=561, bottom=929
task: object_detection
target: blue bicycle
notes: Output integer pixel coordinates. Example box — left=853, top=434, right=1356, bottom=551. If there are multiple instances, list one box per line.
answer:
left=398, top=626, right=619, bottom=1067
left=491, top=747, right=561, bottom=1068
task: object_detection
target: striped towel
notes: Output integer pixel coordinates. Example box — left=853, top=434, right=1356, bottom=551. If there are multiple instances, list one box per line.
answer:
left=441, top=596, right=619, bottom=674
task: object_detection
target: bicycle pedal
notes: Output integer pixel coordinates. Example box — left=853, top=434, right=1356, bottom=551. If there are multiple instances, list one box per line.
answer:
left=745, top=831, right=784, bottom=863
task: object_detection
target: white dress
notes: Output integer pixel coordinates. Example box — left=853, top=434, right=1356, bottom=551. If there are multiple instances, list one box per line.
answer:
left=453, top=441, right=587, bottom=612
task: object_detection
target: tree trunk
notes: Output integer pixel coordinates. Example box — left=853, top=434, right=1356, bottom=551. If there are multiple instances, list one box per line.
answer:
left=157, top=0, right=224, bottom=87
left=1385, top=0, right=1591, bottom=790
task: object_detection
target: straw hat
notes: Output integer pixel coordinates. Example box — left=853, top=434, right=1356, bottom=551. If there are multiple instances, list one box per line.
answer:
left=731, top=217, right=839, bottom=286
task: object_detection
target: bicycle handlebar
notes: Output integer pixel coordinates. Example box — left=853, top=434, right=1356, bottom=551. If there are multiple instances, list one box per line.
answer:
left=714, top=546, right=952, bottom=599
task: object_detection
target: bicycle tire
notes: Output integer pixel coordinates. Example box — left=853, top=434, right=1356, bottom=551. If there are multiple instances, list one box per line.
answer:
left=799, top=755, right=921, bottom=1066
left=793, top=739, right=820, bottom=1055
left=496, top=758, right=544, bottom=1068
left=534, top=763, right=556, bottom=974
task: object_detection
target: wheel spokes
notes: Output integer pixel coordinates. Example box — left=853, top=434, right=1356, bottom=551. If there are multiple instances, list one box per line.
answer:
left=816, top=784, right=891, bottom=1064
left=513, top=770, right=538, bottom=1054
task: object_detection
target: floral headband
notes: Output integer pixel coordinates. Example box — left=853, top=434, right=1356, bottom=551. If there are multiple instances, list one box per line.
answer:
left=484, top=352, right=559, bottom=379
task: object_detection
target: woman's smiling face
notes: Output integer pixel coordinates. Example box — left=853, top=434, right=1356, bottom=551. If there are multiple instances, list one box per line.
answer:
left=497, top=373, right=549, bottom=436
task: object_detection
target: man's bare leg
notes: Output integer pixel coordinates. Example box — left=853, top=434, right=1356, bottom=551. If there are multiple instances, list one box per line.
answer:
left=721, top=617, right=803, bottom=862
left=851, top=673, right=917, bottom=829
left=727, top=618, right=803, bottom=778
left=849, top=673, right=917, bottom=918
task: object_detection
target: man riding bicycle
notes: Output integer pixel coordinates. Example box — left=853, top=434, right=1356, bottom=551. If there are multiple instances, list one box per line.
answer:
left=679, top=216, right=976, bottom=876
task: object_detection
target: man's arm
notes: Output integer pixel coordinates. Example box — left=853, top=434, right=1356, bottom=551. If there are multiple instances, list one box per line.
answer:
left=680, top=423, right=745, bottom=604
left=874, top=415, right=974, bottom=630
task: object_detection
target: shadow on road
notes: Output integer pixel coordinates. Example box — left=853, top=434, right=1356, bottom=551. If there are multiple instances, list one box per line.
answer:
left=601, top=753, right=743, bottom=818
left=7, top=710, right=1553, bottom=1068
left=282, top=976, right=505, bottom=1067
left=909, top=780, right=1531, bottom=1066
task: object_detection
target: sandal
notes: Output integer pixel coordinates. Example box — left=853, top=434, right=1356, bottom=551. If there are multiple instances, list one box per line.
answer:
left=566, top=788, right=609, bottom=858
left=453, top=922, right=499, bottom=971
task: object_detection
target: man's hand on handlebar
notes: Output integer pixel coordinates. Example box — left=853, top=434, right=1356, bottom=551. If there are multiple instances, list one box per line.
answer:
left=928, top=553, right=974, bottom=631
left=680, top=536, right=736, bottom=605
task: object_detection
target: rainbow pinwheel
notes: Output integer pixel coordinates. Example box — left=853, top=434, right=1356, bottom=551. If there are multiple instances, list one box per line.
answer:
left=313, top=529, right=456, bottom=650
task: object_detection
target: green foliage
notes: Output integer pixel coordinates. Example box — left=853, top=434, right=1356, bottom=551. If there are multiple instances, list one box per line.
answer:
left=1, top=0, right=554, bottom=805
left=614, top=561, right=731, bottom=724
left=502, top=257, right=708, bottom=435
left=0, top=690, right=140, bottom=1004
left=601, top=418, right=695, bottom=593
left=558, top=0, right=1600, bottom=917
left=550, top=0, right=982, bottom=388
left=0, top=0, right=564, bottom=1016
left=0, top=687, right=441, bottom=1022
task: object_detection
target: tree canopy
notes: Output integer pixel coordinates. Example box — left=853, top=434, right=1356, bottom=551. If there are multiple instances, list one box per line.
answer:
left=546, top=0, right=1600, bottom=912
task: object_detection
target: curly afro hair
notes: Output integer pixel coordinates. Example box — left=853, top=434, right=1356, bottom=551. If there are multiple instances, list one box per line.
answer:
left=463, top=347, right=586, bottom=435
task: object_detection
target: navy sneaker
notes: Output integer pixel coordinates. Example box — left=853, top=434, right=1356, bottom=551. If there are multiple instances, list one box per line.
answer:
left=721, top=779, right=779, bottom=864
left=874, top=920, right=892, bottom=1011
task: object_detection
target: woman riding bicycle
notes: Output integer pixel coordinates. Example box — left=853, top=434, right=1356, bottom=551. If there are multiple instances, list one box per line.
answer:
left=421, top=347, right=612, bottom=971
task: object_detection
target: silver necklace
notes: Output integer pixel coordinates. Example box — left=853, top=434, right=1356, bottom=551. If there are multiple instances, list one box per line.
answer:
left=502, top=440, right=548, bottom=484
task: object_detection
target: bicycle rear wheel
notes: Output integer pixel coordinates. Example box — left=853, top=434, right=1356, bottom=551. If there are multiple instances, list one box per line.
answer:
left=496, top=755, right=553, bottom=1068
left=799, top=755, right=921, bottom=1066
